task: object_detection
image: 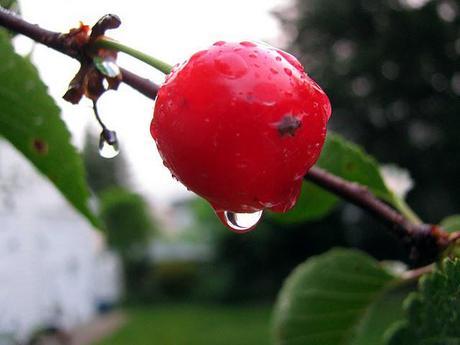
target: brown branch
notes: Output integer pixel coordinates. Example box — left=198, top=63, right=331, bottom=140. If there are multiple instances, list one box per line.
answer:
left=0, top=7, right=450, bottom=263
left=119, top=67, right=159, bottom=98
left=0, top=7, right=76, bottom=55
left=306, top=168, right=417, bottom=237
left=306, top=168, right=449, bottom=264
left=0, top=7, right=159, bottom=98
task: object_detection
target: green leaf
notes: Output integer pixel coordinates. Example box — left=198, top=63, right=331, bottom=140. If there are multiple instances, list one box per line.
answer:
left=386, top=258, right=460, bottom=345
left=440, top=215, right=460, bottom=233
left=0, top=30, right=99, bottom=227
left=272, top=132, right=393, bottom=223
left=352, top=291, right=405, bottom=345
left=273, top=248, right=399, bottom=345
left=318, top=133, right=392, bottom=200
left=0, top=0, right=19, bottom=12
left=271, top=181, right=338, bottom=223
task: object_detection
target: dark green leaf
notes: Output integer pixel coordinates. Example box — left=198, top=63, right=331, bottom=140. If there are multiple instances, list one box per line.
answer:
left=352, top=291, right=405, bottom=345
left=273, top=248, right=399, bottom=345
left=270, top=181, right=338, bottom=223
left=440, top=215, right=460, bottom=233
left=272, top=132, right=393, bottom=223
left=0, top=31, right=99, bottom=227
left=386, top=258, right=460, bottom=345
left=318, top=133, right=392, bottom=200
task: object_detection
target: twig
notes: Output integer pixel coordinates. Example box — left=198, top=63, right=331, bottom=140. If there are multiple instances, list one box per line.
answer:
left=448, top=231, right=460, bottom=244
left=0, top=7, right=159, bottom=98
left=119, top=67, right=159, bottom=98
left=306, top=168, right=420, bottom=239
left=305, top=168, right=449, bottom=263
left=400, top=263, right=434, bottom=281
left=0, top=7, right=451, bottom=263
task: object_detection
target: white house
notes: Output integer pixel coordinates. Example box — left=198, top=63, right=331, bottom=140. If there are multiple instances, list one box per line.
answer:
left=0, top=140, right=121, bottom=343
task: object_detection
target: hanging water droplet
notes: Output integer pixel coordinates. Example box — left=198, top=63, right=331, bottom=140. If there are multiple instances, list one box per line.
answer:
left=98, top=129, right=120, bottom=159
left=216, top=209, right=263, bottom=233
left=99, top=138, right=120, bottom=158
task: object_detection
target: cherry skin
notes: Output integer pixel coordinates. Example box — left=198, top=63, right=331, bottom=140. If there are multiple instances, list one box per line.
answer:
left=151, top=41, right=331, bottom=217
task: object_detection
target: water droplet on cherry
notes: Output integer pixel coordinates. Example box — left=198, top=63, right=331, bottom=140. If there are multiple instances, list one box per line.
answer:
left=276, top=50, right=304, bottom=73
left=214, top=53, right=248, bottom=79
left=323, top=101, right=332, bottom=120
left=284, top=68, right=293, bottom=76
left=215, top=209, right=263, bottom=233
left=239, top=41, right=257, bottom=47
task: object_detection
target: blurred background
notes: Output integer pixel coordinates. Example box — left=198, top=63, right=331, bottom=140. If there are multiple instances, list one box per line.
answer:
left=0, top=0, right=458, bottom=344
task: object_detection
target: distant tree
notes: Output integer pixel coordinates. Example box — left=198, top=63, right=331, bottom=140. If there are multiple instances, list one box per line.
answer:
left=276, top=0, right=460, bottom=221
left=99, top=187, right=154, bottom=258
left=99, top=187, right=157, bottom=302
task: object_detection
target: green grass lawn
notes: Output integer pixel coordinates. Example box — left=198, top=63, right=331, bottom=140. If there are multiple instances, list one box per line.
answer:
left=96, top=303, right=272, bottom=345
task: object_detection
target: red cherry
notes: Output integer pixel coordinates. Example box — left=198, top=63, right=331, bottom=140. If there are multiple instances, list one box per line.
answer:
left=151, top=41, right=331, bottom=230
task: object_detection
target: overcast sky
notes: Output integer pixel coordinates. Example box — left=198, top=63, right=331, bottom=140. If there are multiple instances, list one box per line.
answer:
left=14, top=0, right=289, bottom=206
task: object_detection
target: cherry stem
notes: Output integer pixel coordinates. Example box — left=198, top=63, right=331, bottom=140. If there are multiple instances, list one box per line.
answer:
left=94, top=38, right=173, bottom=74
left=0, top=8, right=451, bottom=263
